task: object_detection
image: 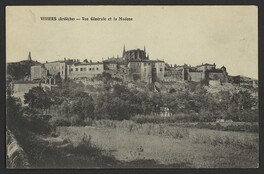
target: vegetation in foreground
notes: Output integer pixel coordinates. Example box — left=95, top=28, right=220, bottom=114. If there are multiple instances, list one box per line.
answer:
left=57, top=120, right=258, bottom=168
left=6, top=75, right=259, bottom=168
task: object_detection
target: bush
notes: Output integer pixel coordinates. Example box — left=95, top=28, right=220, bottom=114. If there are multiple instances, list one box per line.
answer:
left=23, top=114, right=53, bottom=135
left=131, top=113, right=200, bottom=124
left=239, top=110, right=258, bottom=122
left=50, top=117, right=71, bottom=127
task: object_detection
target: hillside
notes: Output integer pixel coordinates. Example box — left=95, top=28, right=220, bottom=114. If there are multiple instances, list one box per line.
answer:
left=7, top=60, right=41, bottom=80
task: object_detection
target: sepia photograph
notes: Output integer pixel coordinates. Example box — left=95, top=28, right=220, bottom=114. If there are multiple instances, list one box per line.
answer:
left=6, top=5, right=258, bottom=168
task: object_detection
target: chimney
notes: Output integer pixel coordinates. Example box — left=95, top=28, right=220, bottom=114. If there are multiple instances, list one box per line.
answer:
left=74, top=59, right=76, bottom=62
left=64, top=57, right=66, bottom=61
left=90, top=60, right=92, bottom=63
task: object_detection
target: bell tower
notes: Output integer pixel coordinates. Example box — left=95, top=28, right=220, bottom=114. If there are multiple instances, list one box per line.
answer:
left=122, top=45, right=126, bottom=57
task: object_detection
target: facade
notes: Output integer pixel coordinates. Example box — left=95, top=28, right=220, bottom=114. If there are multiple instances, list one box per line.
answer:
left=44, top=61, right=69, bottom=80
left=164, top=65, right=189, bottom=82
left=30, top=65, right=48, bottom=80
left=152, top=60, right=165, bottom=82
left=69, top=62, right=104, bottom=79
left=103, top=61, right=118, bottom=71
left=128, top=61, right=152, bottom=83
left=196, top=63, right=216, bottom=71
left=188, top=71, right=204, bottom=82
left=128, top=60, right=165, bottom=83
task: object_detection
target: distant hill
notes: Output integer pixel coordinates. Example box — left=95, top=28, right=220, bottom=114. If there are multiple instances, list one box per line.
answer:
left=7, top=60, right=41, bottom=80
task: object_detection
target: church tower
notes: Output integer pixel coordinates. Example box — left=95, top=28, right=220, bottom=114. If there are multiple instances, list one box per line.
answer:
left=28, top=51, right=32, bottom=61
left=144, top=46, right=147, bottom=59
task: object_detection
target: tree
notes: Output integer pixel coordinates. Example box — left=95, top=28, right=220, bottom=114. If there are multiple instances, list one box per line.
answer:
left=69, top=91, right=95, bottom=120
left=6, top=95, right=23, bottom=131
left=24, top=86, right=53, bottom=114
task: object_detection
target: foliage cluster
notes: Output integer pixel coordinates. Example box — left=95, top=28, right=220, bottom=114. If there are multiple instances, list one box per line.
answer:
left=20, top=74, right=258, bottom=127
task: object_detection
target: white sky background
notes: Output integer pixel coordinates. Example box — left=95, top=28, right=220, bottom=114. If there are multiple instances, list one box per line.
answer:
left=6, top=6, right=258, bottom=79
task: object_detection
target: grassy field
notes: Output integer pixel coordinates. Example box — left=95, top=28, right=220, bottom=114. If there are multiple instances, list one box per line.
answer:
left=56, top=120, right=259, bottom=168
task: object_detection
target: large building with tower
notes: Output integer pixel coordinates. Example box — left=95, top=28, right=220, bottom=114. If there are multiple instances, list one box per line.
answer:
left=29, top=46, right=229, bottom=85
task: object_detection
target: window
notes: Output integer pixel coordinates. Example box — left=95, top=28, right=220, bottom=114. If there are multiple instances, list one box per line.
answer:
left=160, top=68, right=162, bottom=72
left=96, top=67, right=99, bottom=70
left=70, top=68, right=73, bottom=71
left=76, top=68, right=78, bottom=71
left=89, top=68, right=91, bottom=71
left=80, top=68, right=83, bottom=71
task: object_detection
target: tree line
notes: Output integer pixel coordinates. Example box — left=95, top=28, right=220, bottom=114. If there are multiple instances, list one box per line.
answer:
left=20, top=78, right=258, bottom=126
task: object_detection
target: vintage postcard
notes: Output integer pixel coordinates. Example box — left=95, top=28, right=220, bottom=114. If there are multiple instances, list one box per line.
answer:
left=6, top=6, right=258, bottom=168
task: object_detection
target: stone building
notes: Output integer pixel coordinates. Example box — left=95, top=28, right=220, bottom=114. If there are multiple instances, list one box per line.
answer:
left=44, top=61, right=70, bottom=80
left=188, top=70, right=204, bottom=82
left=187, top=63, right=228, bottom=83
left=164, top=64, right=189, bottom=82
left=128, top=60, right=165, bottom=83
left=207, top=66, right=228, bottom=83
left=196, top=63, right=216, bottom=72
left=122, top=46, right=149, bottom=61
left=69, top=61, right=104, bottom=79
left=103, top=60, right=118, bottom=71
left=152, top=60, right=165, bottom=82
left=30, top=65, right=48, bottom=80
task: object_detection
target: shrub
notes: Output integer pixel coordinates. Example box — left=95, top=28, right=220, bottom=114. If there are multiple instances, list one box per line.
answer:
left=23, top=114, right=53, bottom=135
left=50, top=117, right=71, bottom=127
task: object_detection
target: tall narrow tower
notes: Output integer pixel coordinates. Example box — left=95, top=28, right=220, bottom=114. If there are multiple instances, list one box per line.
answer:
left=122, top=45, right=126, bottom=57
left=144, top=46, right=147, bottom=59
left=28, top=51, right=32, bottom=61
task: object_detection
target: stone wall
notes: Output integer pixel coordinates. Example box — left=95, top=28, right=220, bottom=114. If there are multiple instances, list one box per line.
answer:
left=208, top=72, right=227, bottom=82
left=6, top=130, right=30, bottom=168
left=188, top=72, right=203, bottom=82
left=164, top=69, right=183, bottom=82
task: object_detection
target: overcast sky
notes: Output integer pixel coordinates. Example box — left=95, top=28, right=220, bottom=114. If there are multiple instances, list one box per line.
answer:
left=6, top=6, right=258, bottom=79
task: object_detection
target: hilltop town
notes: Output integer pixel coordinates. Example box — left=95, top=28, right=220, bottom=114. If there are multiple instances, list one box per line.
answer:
left=7, top=46, right=258, bottom=90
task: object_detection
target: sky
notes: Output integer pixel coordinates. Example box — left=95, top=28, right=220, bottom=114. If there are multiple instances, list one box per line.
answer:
left=6, top=6, right=258, bottom=79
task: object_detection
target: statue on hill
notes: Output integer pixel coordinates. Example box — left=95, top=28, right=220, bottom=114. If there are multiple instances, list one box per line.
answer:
left=28, top=51, right=32, bottom=61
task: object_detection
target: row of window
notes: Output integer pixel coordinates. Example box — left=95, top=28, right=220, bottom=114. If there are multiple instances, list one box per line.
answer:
left=144, top=62, right=151, bottom=66
left=71, top=67, right=100, bottom=72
